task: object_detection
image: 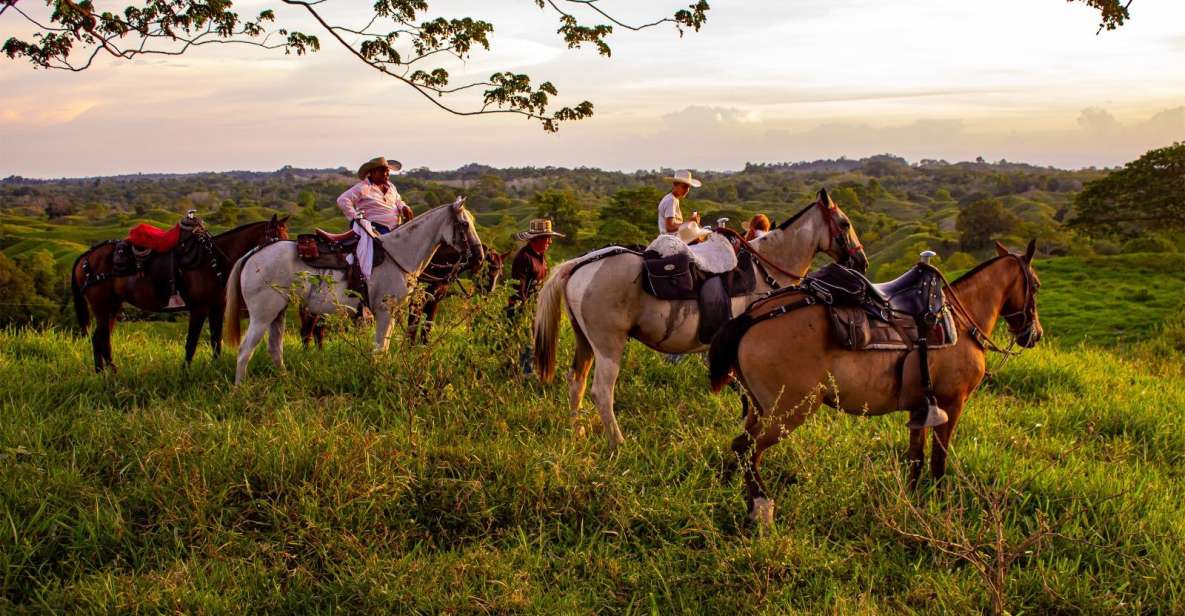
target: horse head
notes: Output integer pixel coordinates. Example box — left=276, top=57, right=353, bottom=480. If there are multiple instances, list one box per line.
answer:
left=994, top=239, right=1043, bottom=347
left=764, top=188, right=868, bottom=275
left=447, top=198, right=485, bottom=267
left=266, top=213, right=291, bottom=242
left=471, top=244, right=506, bottom=294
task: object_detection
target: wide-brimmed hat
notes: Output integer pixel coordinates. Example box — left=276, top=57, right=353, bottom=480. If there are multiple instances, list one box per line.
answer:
left=515, top=218, right=566, bottom=241
left=357, top=156, right=403, bottom=179
left=677, top=221, right=712, bottom=244
left=663, top=170, right=702, bottom=188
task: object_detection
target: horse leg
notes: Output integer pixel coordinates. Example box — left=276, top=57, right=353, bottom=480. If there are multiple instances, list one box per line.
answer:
left=929, top=399, right=966, bottom=481
left=743, top=403, right=811, bottom=527
left=590, top=343, right=626, bottom=448
left=184, top=307, right=207, bottom=365
left=567, top=323, right=594, bottom=434
left=208, top=301, right=224, bottom=358
left=299, top=309, right=316, bottom=349
left=420, top=297, right=442, bottom=345
left=267, top=313, right=286, bottom=371
left=373, top=304, right=395, bottom=353
left=91, top=308, right=112, bottom=372
left=235, top=317, right=270, bottom=384
left=907, top=427, right=927, bottom=490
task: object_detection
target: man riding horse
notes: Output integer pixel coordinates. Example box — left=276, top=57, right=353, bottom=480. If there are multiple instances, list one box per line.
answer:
left=336, top=156, right=415, bottom=279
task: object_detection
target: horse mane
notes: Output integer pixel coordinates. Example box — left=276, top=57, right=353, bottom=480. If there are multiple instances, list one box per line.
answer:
left=776, top=201, right=816, bottom=231
left=951, top=255, right=1009, bottom=284
left=214, top=217, right=282, bottom=239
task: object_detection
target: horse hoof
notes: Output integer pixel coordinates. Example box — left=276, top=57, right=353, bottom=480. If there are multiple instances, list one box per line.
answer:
left=750, top=497, right=775, bottom=528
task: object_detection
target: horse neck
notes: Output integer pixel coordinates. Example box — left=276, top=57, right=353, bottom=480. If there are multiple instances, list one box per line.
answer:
left=753, top=212, right=823, bottom=280
left=213, top=224, right=263, bottom=260
left=950, top=258, right=1017, bottom=336
left=379, top=207, right=450, bottom=273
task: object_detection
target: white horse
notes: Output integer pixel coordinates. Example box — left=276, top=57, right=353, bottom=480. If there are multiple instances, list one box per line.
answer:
left=224, top=200, right=483, bottom=383
left=533, top=189, right=868, bottom=447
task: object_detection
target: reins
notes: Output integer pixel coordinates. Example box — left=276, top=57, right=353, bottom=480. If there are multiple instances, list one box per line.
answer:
left=939, top=254, right=1037, bottom=358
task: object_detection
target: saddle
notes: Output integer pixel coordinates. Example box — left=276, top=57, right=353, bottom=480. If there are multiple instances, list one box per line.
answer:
left=641, top=233, right=757, bottom=343
left=799, top=256, right=956, bottom=428
left=112, top=215, right=212, bottom=309
left=295, top=228, right=385, bottom=304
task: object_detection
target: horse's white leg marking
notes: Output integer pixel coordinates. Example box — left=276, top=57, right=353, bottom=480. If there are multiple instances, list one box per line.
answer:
left=566, top=262, right=605, bottom=429
left=372, top=302, right=394, bottom=353
left=751, top=497, right=775, bottom=527
left=267, top=313, right=285, bottom=370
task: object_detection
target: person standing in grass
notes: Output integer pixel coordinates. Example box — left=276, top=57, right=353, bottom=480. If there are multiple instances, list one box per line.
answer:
left=507, top=219, right=564, bottom=374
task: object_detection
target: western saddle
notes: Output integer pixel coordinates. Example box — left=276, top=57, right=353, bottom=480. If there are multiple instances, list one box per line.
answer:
left=751, top=251, right=955, bottom=428
left=295, top=227, right=384, bottom=305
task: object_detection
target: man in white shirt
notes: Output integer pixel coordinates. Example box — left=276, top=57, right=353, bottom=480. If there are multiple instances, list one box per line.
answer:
left=336, top=156, right=413, bottom=279
left=658, top=170, right=703, bottom=237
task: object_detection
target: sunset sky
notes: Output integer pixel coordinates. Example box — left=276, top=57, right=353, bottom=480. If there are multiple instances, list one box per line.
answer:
left=2, top=0, right=1184, bottom=177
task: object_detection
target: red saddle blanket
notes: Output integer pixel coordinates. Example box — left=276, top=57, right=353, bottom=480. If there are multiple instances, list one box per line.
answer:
left=127, top=223, right=181, bottom=252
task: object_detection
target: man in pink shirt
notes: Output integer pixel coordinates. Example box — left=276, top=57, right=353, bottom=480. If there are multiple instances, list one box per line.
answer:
left=337, top=156, right=414, bottom=279
left=337, top=156, right=414, bottom=236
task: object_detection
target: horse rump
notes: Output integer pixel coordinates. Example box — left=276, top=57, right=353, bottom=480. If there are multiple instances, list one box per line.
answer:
left=708, top=312, right=754, bottom=393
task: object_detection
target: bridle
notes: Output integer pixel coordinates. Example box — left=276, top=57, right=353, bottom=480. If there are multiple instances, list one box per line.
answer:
left=743, top=197, right=864, bottom=289
left=942, top=254, right=1040, bottom=360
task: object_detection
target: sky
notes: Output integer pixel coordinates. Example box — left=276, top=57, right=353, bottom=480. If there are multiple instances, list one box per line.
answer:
left=1, top=0, right=1184, bottom=177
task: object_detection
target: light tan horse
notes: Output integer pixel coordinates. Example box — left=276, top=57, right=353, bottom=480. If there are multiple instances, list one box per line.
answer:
left=708, top=241, right=1043, bottom=525
left=534, top=190, right=868, bottom=448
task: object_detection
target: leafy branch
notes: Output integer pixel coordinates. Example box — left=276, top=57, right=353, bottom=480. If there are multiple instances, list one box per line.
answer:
left=1, top=0, right=711, bottom=131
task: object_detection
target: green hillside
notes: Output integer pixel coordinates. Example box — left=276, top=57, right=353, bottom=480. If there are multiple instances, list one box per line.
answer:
left=1, top=251, right=1182, bottom=612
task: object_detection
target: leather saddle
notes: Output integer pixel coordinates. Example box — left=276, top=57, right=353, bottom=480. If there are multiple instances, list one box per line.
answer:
left=296, top=228, right=385, bottom=305
left=640, top=233, right=757, bottom=343
left=801, top=262, right=954, bottom=351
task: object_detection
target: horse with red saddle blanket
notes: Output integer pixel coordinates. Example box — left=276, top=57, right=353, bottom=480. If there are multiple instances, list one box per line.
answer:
left=70, top=212, right=289, bottom=371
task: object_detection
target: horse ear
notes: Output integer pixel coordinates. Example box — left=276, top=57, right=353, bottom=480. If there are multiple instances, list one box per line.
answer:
left=818, top=187, right=830, bottom=205
left=1023, top=239, right=1037, bottom=263
left=994, top=240, right=1011, bottom=257
left=270, top=213, right=277, bottom=222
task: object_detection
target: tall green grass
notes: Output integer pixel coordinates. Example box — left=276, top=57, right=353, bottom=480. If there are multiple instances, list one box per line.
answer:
left=0, top=258, right=1183, bottom=612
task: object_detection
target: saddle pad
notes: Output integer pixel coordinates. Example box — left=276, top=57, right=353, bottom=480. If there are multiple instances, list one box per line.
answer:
left=645, top=233, right=737, bottom=274
left=128, top=223, right=181, bottom=252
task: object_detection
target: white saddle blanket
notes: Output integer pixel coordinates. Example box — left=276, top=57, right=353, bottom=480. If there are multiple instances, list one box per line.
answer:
left=645, top=233, right=737, bottom=274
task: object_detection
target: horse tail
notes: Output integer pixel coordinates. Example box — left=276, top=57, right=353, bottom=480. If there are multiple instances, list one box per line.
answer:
left=533, top=259, right=577, bottom=383
left=70, top=251, right=90, bottom=335
left=223, top=253, right=248, bottom=347
left=709, top=313, right=754, bottom=393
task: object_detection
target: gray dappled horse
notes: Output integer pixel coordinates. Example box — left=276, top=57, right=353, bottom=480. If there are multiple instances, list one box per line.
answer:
left=533, top=190, right=868, bottom=448
left=224, top=200, right=482, bottom=383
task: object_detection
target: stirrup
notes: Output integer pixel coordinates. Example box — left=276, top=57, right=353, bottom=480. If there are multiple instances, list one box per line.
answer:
left=166, top=292, right=186, bottom=309
left=907, top=398, right=949, bottom=429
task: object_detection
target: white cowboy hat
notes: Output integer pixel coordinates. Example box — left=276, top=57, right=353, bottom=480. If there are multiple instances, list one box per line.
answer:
left=677, top=221, right=712, bottom=244
left=662, top=170, right=703, bottom=188
left=357, top=156, right=403, bottom=179
left=514, top=218, right=566, bottom=241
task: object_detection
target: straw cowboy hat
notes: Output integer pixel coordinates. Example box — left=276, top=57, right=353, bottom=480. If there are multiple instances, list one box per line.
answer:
left=514, top=218, right=566, bottom=241
left=677, top=221, right=712, bottom=244
left=356, top=156, right=403, bottom=179
left=663, top=170, right=703, bottom=188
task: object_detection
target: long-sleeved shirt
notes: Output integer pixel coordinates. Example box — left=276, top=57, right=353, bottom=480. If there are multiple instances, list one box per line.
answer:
left=506, top=244, right=549, bottom=316
left=336, top=179, right=411, bottom=229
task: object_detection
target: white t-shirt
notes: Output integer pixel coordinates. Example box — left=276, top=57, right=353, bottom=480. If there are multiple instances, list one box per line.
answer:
left=657, top=193, right=682, bottom=235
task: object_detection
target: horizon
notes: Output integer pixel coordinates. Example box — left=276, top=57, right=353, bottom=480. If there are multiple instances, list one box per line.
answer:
left=2, top=0, right=1184, bottom=177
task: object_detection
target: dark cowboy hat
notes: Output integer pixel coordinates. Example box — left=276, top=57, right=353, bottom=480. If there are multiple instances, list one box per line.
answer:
left=357, top=156, right=403, bottom=179
left=514, top=218, right=565, bottom=241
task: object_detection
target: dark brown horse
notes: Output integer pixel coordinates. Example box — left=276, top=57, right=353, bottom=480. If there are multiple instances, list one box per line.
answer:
left=299, top=242, right=507, bottom=348
left=70, top=215, right=289, bottom=371
left=708, top=241, right=1043, bottom=526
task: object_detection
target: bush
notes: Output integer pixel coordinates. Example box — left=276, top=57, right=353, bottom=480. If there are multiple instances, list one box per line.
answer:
left=1120, top=236, right=1177, bottom=254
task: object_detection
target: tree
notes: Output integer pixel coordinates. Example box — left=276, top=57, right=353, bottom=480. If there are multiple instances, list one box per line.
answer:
left=532, top=189, right=582, bottom=244
left=1070, top=143, right=1185, bottom=234
left=0, top=252, right=57, bottom=327
left=296, top=189, right=316, bottom=211
left=601, top=186, right=663, bottom=235
left=1, top=0, right=709, bottom=131
left=957, top=199, right=1021, bottom=250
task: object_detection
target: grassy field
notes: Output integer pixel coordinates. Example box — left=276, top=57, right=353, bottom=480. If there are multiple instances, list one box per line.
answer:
left=1, top=255, right=1184, bottom=613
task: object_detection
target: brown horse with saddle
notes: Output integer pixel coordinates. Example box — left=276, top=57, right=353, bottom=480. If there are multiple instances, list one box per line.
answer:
left=709, top=240, right=1043, bottom=526
left=70, top=213, right=289, bottom=371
